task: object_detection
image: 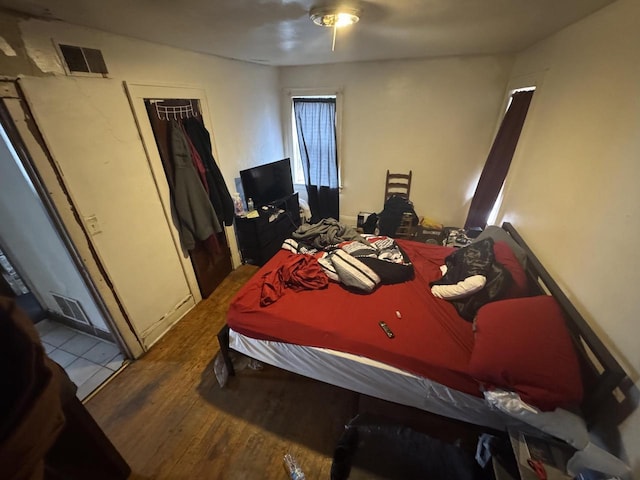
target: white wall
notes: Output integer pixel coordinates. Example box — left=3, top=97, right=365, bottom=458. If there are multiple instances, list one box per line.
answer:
left=2, top=13, right=285, bottom=199
left=280, top=55, right=514, bottom=226
left=0, top=124, right=108, bottom=331
left=0, top=12, right=284, bottom=346
left=496, top=0, right=640, bottom=472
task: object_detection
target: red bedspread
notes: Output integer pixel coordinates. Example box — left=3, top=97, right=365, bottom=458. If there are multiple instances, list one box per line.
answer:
left=227, top=240, right=481, bottom=397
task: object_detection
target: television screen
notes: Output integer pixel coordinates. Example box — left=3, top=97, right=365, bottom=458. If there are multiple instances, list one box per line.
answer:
left=240, top=158, right=294, bottom=208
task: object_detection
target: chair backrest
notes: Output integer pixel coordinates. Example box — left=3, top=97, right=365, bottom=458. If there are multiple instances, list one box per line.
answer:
left=384, top=170, right=412, bottom=204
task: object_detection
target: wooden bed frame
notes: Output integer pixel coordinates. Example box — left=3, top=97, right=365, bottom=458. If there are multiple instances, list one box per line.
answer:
left=500, top=222, right=627, bottom=424
left=218, top=222, right=628, bottom=425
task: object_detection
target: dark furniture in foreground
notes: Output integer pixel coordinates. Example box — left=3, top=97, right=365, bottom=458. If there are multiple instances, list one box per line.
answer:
left=0, top=297, right=130, bottom=480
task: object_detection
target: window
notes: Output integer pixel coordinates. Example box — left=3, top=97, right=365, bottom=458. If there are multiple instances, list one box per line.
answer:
left=285, top=90, right=342, bottom=188
left=290, top=95, right=338, bottom=184
left=289, top=94, right=341, bottom=221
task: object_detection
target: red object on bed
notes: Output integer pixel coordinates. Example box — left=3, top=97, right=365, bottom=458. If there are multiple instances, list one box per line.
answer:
left=227, top=240, right=483, bottom=397
left=260, top=254, right=328, bottom=306
left=469, top=295, right=584, bottom=410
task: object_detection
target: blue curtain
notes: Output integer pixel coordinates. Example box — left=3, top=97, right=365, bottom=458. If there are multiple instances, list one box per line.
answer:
left=293, top=98, right=339, bottom=222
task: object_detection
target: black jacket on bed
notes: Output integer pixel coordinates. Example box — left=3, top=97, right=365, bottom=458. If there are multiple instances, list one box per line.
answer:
left=431, top=238, right=512, bottom=321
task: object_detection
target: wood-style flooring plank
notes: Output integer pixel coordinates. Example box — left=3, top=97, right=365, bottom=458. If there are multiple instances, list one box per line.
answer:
left=87, top=264, right=486, bottom=479
left=86, top=265, right=358, bottom=479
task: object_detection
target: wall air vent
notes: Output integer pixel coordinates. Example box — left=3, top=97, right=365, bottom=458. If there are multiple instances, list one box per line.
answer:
left=58, top=44, right=108, bottom=76
left=51, top=293, right=91, bottom=325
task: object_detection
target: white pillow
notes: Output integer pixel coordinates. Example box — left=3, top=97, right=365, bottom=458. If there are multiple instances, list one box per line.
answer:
left=431, top=275, right=486, bottom=300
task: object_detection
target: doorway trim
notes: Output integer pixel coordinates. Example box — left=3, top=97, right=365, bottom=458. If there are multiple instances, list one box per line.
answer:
left=124, top=82, right=242, bottom=293
left=0, top=79, right=143, bottom=358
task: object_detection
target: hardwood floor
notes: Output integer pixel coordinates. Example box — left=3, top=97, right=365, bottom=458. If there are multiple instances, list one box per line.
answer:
left=86, top=265, right=359, bottom=479
left=87, top=264, right=488, bottom=479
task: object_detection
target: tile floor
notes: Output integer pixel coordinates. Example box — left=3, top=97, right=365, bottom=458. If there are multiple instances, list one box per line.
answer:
left=35, top=319, right=125, bottom=400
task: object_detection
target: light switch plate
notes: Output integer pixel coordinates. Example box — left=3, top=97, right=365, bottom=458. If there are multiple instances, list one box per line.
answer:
left=85, top=214, right=102, bottom=235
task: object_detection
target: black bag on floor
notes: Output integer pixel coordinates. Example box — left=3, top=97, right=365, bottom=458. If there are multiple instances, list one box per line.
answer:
left=331, top=414, right=485, bottom=480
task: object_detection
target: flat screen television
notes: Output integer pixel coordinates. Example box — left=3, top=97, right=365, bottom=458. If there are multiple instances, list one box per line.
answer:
left=240, top=158, right=294, bottom=208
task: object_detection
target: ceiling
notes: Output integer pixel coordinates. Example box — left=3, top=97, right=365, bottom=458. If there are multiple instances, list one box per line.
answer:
left=0, top=0, right=616, bottom=66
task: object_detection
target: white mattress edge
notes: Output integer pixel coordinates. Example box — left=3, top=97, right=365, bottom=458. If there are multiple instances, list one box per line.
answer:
left=228, top=328, right=511, bottom=431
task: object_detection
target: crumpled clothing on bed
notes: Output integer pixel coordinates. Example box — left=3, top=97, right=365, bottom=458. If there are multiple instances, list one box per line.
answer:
left=260, top=254, right=328, bottom=306
left=281, top=234, right=414, bottom=293
left=291, top=218, right=365, bottom=250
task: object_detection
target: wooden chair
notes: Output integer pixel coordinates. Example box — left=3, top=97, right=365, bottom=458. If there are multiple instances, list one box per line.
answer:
left=384, top=170, right=412, bottom=204
left=383, top=170, right=414, bottom=238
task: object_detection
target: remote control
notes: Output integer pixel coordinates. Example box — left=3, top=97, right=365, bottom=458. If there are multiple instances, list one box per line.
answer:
left=379, top=321, right=395, bottom=339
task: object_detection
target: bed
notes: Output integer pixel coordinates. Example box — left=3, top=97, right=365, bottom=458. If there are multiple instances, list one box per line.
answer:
left=218, top=223, right=628, bottom=456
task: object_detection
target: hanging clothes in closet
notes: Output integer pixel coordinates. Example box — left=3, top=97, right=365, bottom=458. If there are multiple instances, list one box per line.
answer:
left=168, top=119, right=222, bottom=251
left=182, top=117, right=234, bottom=227
left=145, top=99, right=233, bottom=298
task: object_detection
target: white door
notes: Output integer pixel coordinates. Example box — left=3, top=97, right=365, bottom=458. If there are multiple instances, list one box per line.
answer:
left=20, top=76, right=197, bottom=349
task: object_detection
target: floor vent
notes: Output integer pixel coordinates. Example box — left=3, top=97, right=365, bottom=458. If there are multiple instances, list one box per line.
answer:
left=51, top=293, right=90, bottom=325
left=58, top=44, right=108, bottom=75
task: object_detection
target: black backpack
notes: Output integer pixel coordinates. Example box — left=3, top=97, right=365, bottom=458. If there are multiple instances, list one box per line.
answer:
left=362, top=213, right=379, bottom=234
left=377, top=195, right=418, bottom=237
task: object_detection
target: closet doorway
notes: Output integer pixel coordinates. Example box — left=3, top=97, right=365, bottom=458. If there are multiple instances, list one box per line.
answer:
left=144, top=99, right=231, bottom=297
left=1, top=95, right=127, bottom=400
left=126, top=84, right=237, bottom=298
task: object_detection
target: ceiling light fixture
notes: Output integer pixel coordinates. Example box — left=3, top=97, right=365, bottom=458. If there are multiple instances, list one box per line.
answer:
left=310, top=6, right=360, bottom=51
